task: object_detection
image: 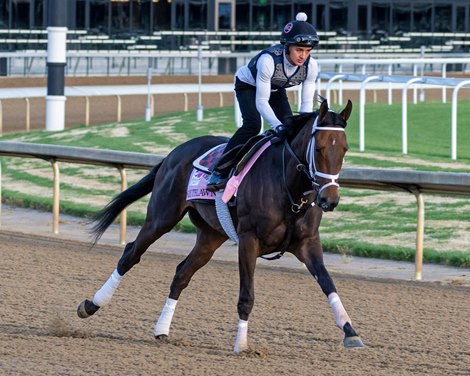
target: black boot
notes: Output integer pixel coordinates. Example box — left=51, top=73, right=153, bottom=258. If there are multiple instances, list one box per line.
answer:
left=206, top=171, right=228, bottom=192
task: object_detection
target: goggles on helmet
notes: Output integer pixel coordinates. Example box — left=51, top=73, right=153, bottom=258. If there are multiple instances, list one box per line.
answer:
left=286, top=34, right=319, bottom=47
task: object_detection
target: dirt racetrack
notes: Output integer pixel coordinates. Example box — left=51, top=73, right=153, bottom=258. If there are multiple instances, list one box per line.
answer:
left=1, top=232, right=469, bottom=375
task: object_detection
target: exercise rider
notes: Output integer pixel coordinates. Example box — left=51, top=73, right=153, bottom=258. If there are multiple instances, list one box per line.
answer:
left=206, top=12, right=319, bottom=192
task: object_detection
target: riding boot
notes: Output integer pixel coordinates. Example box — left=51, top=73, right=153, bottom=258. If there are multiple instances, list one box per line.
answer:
left=206, top=170, right=228, bottom=192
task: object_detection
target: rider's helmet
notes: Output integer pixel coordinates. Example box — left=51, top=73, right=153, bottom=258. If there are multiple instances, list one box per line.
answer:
left=280, top=12, right=319, bottom=49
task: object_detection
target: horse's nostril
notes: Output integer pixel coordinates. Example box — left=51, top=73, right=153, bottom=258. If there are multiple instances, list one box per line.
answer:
left=318, top=197, right=339, bottom=212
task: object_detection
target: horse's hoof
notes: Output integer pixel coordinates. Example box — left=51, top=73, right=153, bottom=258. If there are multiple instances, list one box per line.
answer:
left=343, top=335, right=364, bottom=349
left=77, top=299, right=100, bottom=318
left=154, top=334, right=168, bottom=341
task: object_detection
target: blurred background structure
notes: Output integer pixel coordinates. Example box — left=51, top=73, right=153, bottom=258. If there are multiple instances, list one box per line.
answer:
left=0, top=0, right=469, bottom=57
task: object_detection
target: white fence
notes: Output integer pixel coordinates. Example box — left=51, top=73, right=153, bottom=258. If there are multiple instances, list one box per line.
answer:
left=1, top=56, right=470, bottom=159
left=317, top=72, right=470, bottom=160
left=1, top=52, right=470, bottom=77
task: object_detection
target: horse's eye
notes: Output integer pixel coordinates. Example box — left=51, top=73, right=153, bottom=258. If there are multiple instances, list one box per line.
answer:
left=315, top=148, right=322, bottom=153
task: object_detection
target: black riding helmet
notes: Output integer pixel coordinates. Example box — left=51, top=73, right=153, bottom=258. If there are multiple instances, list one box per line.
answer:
left=280, top=12, right=319, bottom=49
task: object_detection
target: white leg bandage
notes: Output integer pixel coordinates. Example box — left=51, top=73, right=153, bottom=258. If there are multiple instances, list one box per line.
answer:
left=328, top=292, right=351, bottom=329
left=153, top=297, right=178, bottom=337
left=233, top=319, right=248, bottom=353
left=93, top=269, right=123, bottom=307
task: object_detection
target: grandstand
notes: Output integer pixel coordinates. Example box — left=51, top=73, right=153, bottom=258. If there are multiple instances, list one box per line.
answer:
left=0, top=0, right=469, bottom=56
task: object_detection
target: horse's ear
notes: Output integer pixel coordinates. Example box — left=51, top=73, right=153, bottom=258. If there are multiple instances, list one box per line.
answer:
left=340, top=100, right=353, bottom=122
left=319, top=99, right=329, bottom=122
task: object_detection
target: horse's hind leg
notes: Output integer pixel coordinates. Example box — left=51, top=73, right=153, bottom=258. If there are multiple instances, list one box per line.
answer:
left=154, top=222, right=227, bottom=338
left=77, top=202, right=186, bottom=319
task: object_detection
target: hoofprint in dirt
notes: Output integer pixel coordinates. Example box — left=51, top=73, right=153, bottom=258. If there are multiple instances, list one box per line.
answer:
left=1, top=233, right=469, bottom=376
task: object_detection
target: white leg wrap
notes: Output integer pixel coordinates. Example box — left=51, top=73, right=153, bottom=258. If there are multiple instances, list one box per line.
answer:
left=153, top=297, right=178, bottom=337
left=233, top=319, right=248, bottom=353
left=328, top=292, right=351, bottom=329
left=92, top=269, right=123, bottom=307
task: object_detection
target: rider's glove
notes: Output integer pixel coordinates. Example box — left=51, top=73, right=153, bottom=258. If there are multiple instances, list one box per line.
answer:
left=274, top=124, right=288, bottom=139
left=261, top=128, right=276, bottom=137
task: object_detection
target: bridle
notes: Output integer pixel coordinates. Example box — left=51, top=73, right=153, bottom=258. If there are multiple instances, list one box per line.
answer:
left=282, top=115, right=345, bottom=213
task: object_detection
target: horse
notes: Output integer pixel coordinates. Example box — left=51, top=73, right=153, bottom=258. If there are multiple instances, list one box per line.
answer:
left=77, top=98, right=364, bottom=352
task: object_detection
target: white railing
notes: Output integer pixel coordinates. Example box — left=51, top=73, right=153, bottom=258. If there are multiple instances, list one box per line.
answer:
left=318, top=72, right=470, bottom=160
left=1, top=71, right=469, bottom=159
left=1, top=69, right=470, bottom=159
left=1, top=52, right=470, bottom=77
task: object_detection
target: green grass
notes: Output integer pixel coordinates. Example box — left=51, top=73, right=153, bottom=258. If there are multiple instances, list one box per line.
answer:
left=345, top=100, right=470, bottom=162
left=1, top=102, right=469, bottom=267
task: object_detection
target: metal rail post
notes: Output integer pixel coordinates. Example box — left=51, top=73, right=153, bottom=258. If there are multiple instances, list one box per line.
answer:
left=359, top=75, right=381, bottom=152
left=85, top=96, right=90, bottom=126
left=441, top=63, right=447, bottom=103
left=51, top=159, right=60, bottom=234
left=196, top=38, right=203, bottom=121
left=325, top=74, right=346, bottom=105
left=387, top=64, right=393, bottom=105
left=25, top=98, right=30, bottom=131
left=450, top=80, right=470, bottom=160
left=412, top=189, right=425, bottom=281
left=401, top=78, right=424, bottom=155
left=119, top=166, right=127, bottom=245
left=116, top=95, right=121, bottom=122
left=338, top=65, right=343, bottom=105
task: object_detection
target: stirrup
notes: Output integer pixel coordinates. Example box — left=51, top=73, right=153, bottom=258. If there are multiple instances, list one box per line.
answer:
left=206, top=172, right=228, bottom=192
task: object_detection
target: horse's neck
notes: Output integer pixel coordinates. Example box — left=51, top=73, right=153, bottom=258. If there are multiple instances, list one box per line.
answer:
left=290, top=117, right=314, bottom=164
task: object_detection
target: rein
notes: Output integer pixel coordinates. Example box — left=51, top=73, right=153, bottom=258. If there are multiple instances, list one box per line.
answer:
left=283, top=116, right=345, bottom=213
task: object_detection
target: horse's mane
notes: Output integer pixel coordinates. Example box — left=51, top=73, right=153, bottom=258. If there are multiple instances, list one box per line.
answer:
left=287, top=112, right=317, bottom=138
left=285, top=95, right=347, bottom=139
left=284, top=95, right=326, bottom=138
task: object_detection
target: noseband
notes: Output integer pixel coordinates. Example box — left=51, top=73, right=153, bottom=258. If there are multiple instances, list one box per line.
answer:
left=283, top=116, right=345, bottom=213
left=306, top=116, right=345, bottom=194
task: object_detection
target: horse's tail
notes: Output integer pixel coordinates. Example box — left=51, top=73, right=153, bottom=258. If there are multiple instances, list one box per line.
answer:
left=90, top=161, right=162, bottom=243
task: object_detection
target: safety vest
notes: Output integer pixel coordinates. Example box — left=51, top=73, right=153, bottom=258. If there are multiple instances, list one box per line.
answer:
left=248, top=44, right=309, bottom=90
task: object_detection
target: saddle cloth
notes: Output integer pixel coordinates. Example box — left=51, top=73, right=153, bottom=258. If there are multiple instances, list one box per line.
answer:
left=186, top=140, right=273, bottom=202
left=186, top=144, right=226, bottom=201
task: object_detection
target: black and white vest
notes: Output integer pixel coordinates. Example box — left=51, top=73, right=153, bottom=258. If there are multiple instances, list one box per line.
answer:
left=248, top=44, right=309, bottom=90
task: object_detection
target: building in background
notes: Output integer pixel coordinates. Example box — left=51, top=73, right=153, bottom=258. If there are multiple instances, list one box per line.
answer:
left=1, top=0, right=469, bottom=35
left=0, top=0, right=469, bottom=55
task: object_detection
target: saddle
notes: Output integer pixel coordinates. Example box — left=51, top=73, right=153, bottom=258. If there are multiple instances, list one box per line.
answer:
left=188, top=133, right=276, bottom=245
left=187, top=133, right=277, bottom=202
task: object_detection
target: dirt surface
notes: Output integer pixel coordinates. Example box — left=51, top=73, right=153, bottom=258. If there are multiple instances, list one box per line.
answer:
left=1, top=232, right=469, bottom=375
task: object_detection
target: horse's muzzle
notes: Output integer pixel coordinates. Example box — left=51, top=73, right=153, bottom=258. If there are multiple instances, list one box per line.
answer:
left=316, top=195, right=340, bottom=212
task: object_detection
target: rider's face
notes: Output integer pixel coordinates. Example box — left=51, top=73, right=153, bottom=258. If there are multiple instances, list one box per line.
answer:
left=286, top=46, right=313, bottom=66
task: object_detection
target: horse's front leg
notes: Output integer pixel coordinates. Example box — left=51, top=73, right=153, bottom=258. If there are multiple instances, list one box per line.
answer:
left=295, top=237, right=364, bottom=348
left=233, top=235, right=259, bottom=353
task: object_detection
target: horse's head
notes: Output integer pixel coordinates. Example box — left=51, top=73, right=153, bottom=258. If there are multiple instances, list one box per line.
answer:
left=301, top=99, right=352, bottom=212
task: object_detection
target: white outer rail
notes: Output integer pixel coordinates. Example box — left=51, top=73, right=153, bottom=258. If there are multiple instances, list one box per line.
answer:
left=401, top=77, right=425, bottom=155
left=451, top=80, right=470, bottom=160
left=326, top=74, right=346, bottom=105
left=359, top=75, right=381, bottom=152
left=1, top=72, right=469, bottom=159
left=319, top=72, right=470, bottom=159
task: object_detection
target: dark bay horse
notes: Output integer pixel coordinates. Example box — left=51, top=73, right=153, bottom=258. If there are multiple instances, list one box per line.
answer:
left=77, top=98, right=364, bottom=352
